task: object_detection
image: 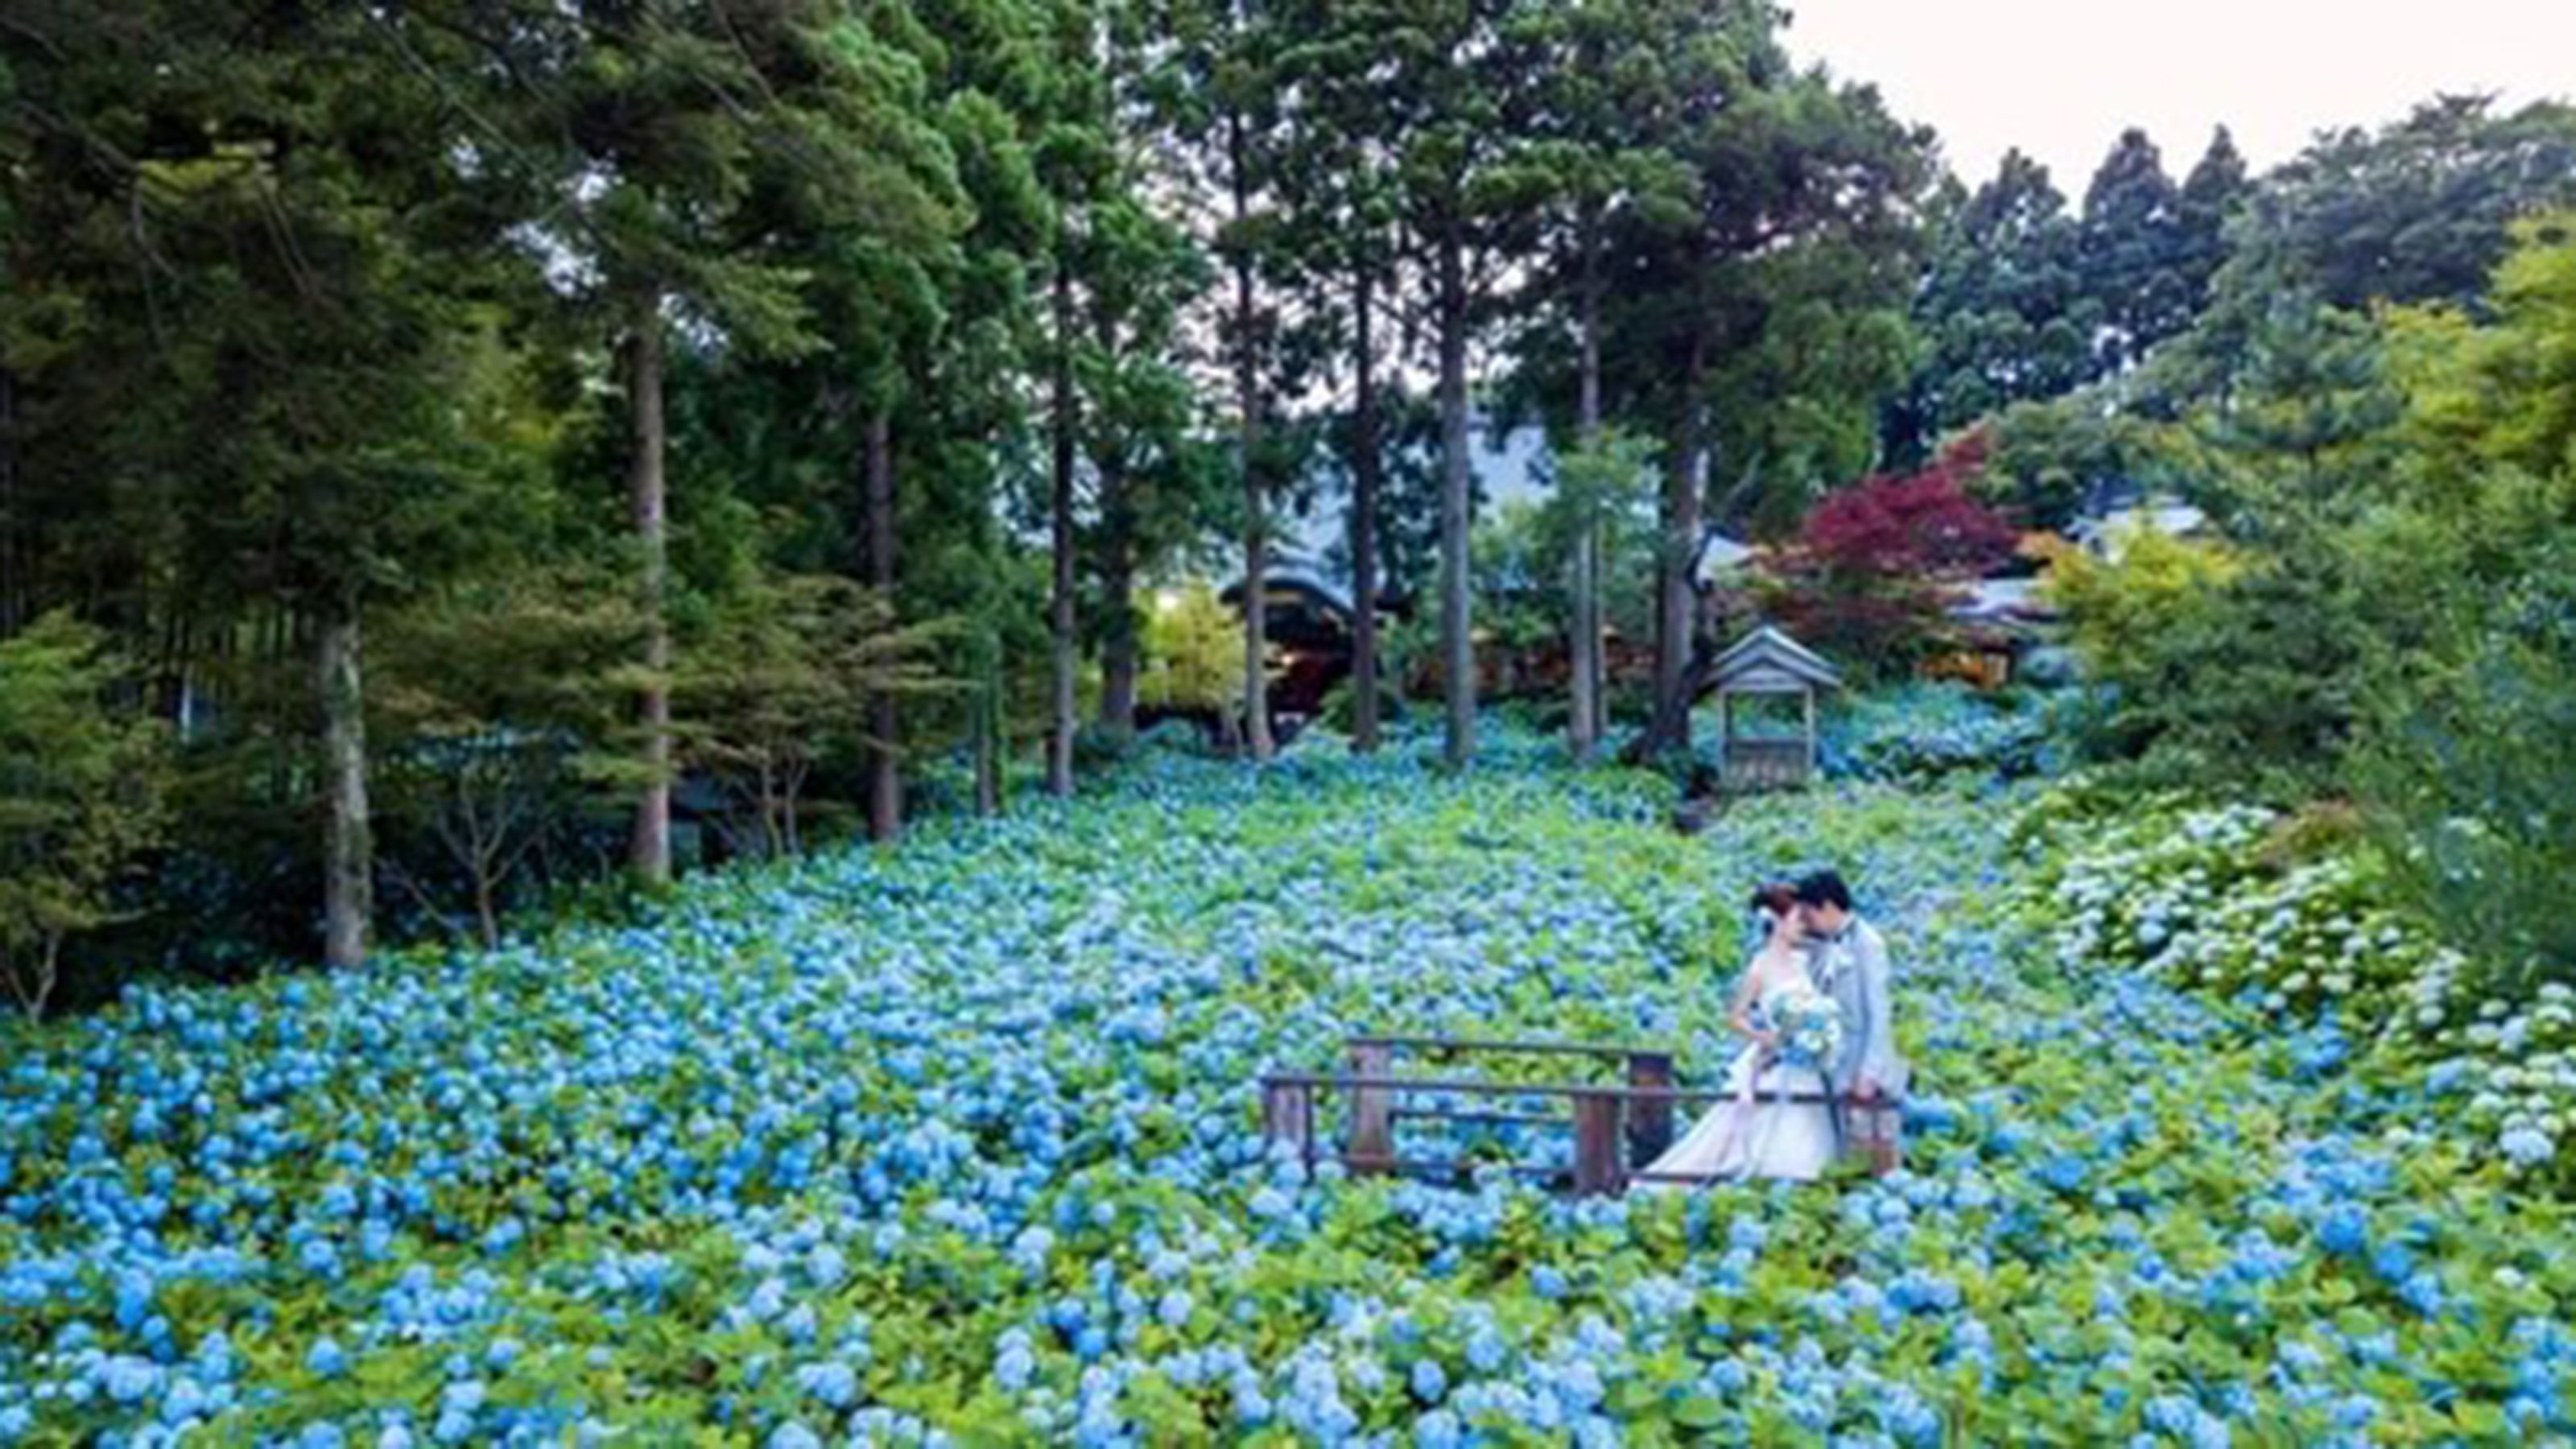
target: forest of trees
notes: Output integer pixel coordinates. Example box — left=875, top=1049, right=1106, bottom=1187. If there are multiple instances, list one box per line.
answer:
left=3, top=1, right=2574, bottom=1009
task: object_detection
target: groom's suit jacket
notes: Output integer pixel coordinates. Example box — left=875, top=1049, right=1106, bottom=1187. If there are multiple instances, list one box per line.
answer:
left=1809, top=919, right=1905, bottom=1097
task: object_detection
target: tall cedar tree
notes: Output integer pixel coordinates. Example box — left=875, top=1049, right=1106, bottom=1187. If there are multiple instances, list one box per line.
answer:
left=1611, top=6, right=1932, bottom=757
left=1510, top=0, right=1699, bottom=761
left=1381, top=0, right=1549, bottom=769
left=1899, top=150, right=2094, bottom=452
left=446, top=0, right=897, bottom=881
left=1144, top=0, right=1294, bottom=759
left=2177, top=126, right=2252, bottom=315
left=1271, top=0, right=1408, bottom=753
left=2247, top=96, right=2576, bottom=312
left=2079, top=129, right=2194, bottom=378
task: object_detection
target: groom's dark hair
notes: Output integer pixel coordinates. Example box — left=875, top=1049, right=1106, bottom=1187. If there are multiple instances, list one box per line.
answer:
left=1794, top=871, right=1853, bottom=911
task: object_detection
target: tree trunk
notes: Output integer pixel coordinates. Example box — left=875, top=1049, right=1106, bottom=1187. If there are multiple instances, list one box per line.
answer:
left=1047, top=250, right=1078, bottom=795
left=1230, top=109, right=1274, bottom=762
left=865, top=408, right=903, bottom=842
left=1569, top=220, right=1603, bottom=763
left=972, top=630, right=1001, bottom=816
left=1349, top=264, right=1382, bottom=754
left=319, top=601, right=373, bottom=970
left=0, top=366, right=19, bottom=636
left=626, top=295, right=674, bottom=886
left=1436, top=231, right=1475, bottom=770
left=1641, top=332, right=1707, bottom=759
left=472, top=866, right=500, bottom=952
left=1093, top=295, right=1139, bottom=745
left=1097, top=506, right=1138, bottom=742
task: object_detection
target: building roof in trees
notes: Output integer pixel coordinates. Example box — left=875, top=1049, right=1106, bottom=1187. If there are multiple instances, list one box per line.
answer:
left=1950, top=576, right=2056, bottom=624
left=1220, top=551, right=1364, bottom=654
left=1711, top=625, right=1843, bottom=695
left=1220, top=551, right=1356, bottom=619
left=2070, top=495, right=2209, bottom=559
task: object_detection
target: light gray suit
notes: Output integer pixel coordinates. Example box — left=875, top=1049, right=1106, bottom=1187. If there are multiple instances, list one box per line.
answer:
left=1807, top=918, right=1905, bottom=1099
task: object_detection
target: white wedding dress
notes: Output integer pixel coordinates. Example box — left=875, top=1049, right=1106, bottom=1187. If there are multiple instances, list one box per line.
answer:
left=1642, top=969, right=1839, bottom=1185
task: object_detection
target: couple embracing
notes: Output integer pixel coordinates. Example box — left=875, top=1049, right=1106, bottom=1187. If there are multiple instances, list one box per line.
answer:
left=1645, top=871, right=1907, bottom=1185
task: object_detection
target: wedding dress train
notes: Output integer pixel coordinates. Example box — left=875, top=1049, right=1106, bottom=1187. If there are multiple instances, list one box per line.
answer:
left=1641, top=979, right=1839, bottom=1184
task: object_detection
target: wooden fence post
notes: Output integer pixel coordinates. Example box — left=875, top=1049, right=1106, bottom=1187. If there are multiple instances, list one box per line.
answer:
left=1625, top=1052, right=1674, bottom=1167
left=1261, top=1080, right=1313, bottom=1161
left=1347, top=1042, right=1394, bottom=1173
left=1571, top=1091, right=1625, bottom=1196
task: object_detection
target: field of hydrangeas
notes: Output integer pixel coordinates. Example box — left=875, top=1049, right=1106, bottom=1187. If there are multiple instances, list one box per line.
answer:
left=5, top=731, right=2575, bottom=1447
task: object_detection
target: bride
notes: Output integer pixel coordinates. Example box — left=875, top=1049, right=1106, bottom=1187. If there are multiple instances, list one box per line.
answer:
left=1642, top=884, right=1839, bottom=1184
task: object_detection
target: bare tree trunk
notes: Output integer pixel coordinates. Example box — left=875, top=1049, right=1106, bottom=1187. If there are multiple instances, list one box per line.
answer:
left=1569, top=220, right=1603, bottom=763
left=1230, top=109, right=1274, bottom=762
left=1093, top=297, right=1138, bottom=745
left=472, top=866, right=500, bottom=952
left=1436, top=231, right=1475, bottom=770
left=865, top=408, right=903, bottom=842
left=0, top=366, right=19, bottom=636
left=1349, top=264, right=1382, bottom=754
left=972, top=632, right=1001, bottom=816
left=1641, top=332, right=1707, bottom=759
left=1097, top=506, right=1138, bottom=742
left=12, top=933, right=63, bottom=1023
left=1047, top=250, right=1078, bottom=796
left=625, top=295, right=674, bottom=886
left=319, top=601, right=372, bottom=969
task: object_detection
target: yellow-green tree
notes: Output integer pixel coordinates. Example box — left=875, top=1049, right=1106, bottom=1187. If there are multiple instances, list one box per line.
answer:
left=2037, top=528, right=2244, bottom=678
left=0, top=615, right=166, bottom=1020
left=1141, top=581, right=1259, bottom=734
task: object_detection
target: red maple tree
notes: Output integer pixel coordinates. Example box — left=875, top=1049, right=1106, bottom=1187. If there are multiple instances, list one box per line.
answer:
left=1765, top=431, right=2018, bottom=674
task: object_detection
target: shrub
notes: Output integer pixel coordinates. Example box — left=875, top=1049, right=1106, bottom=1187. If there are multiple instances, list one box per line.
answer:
left=2035, top=526, right=2244, bottom=678
left=2355, top=547, right=2576, bottom=997
left=1821, top=683, right=2054, bottom=782
left=2008, top=785, right=2562, bottom=1187
left=0, top=614, right=168, bottom=1021
left=1765, top=434, right=2021, bottom=678
left=1140, top=580, right=1253, bottom=716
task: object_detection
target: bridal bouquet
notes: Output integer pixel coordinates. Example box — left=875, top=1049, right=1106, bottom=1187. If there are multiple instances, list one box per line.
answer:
left=1769, top=987, right=1845, bottom=1071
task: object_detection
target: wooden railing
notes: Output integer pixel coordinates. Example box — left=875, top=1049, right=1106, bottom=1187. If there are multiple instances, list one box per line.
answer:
left=1721, top=737, right=1811, bottom=791
left=1259, top=1034, right=1887, bottom=1195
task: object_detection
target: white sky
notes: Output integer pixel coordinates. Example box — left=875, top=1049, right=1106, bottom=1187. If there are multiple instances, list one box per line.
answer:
left=1781, top=0, right=2576, bottom=196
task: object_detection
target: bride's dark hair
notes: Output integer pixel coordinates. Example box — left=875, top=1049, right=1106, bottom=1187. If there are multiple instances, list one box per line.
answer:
left=1749, top=883, right=1799, bottom=917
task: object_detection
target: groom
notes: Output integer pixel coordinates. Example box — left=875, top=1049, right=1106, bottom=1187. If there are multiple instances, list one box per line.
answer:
left=1794, top=871, right=1906, bottom=1176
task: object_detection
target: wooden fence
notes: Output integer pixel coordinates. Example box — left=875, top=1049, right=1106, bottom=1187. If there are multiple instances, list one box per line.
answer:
left=1262, top=1031, right=1896, bottom=1191
left=1721, top=737, right=1811, bottom=791
left=1258, top=1034, right=1884, bottom=1195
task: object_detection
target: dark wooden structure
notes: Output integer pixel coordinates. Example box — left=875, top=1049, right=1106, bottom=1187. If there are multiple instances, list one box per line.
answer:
left=1930, top=574, right=2058, bottom=690
left=1218, top=555, right=1390, bottom=736
left=1704, top=625, right=1840, bottom=790
left=1259, top=1034, right=1893, bottom=1195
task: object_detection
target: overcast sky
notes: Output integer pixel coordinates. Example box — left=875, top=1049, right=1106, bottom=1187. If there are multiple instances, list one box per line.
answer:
left=1781, top=0, right=2576, bottom=196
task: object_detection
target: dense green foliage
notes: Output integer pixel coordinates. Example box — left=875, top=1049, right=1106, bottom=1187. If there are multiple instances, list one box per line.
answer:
left=2028, top=217, right=2576, bottom=999
left=0, top=0, right=1959, bottom=980
left=0, top=616, right=164, bottom=1020
left=8, top=0, right=2563, bottom=992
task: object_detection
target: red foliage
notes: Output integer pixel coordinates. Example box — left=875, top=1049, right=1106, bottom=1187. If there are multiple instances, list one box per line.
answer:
left=1789, top=432, right=2017, bottom=583
left=1765, top=432, right=2018, bottom=673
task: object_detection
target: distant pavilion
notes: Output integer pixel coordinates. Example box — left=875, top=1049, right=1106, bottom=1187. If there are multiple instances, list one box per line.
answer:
left=1705, top=624, right=1842, bottom=789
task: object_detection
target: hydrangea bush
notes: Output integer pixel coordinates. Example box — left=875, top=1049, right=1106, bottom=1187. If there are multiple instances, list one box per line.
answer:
left=2, top=737, right=2573, bottom=1445
left=1819, top=683, right=2058, bottom=784
left=2008, top=781, right=2571, bottom=1192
